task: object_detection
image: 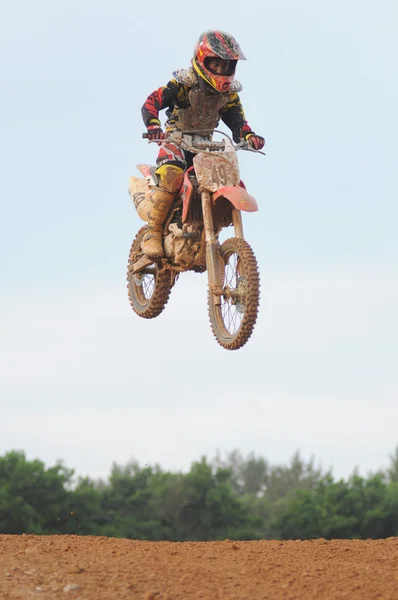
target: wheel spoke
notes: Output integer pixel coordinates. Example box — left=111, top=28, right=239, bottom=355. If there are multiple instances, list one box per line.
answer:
left=219, top=251, right=246, bottom=335
left=142, top=274, right=156, bottom=299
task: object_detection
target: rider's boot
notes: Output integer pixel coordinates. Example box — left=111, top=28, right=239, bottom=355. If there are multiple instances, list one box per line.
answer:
left=141, top=165, right=184, bottom=258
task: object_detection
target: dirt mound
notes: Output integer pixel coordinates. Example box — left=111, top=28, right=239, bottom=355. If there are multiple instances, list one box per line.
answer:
left=1, top=535, right=397, bottom=599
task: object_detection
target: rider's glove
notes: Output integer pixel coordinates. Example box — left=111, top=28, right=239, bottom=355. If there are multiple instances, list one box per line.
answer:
left=147, top=119, right=165, bottom=141
left=245, top=133, right=265, bottom=150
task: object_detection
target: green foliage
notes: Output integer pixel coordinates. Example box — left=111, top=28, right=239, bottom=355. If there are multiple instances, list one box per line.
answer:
left=159, top=458, right=257, bottom=541
left=213, top=449, right=326, bottom=500
left=387, top=446, right=398, bottom=483
left=1, top=448, right=398, bottom=541
left=63, top=477, right=106, bottom=535
left=0, top=451, right=72, bottom=534
left=277, top=473, right=395, bottom=540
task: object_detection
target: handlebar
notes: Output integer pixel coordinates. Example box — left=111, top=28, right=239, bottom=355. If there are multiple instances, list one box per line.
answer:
left=142, top=129, right=265, bottom=155
left=143, top=132, right=225, bottom=151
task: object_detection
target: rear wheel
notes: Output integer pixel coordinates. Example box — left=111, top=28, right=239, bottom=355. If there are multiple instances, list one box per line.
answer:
left=127, top=227, right=173, bottom=319
left=208, top=237, right=260, bottom=350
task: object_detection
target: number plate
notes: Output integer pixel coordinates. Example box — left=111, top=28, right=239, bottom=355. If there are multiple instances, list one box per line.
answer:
left=193, top=151, right=240, bottom=192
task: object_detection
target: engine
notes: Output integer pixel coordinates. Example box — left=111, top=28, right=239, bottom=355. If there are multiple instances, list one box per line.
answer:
left=163, top=222, right=202, bottom=268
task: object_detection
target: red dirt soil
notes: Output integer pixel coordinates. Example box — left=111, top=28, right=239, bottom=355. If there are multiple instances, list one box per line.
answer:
left=1, top=535, right=398, bottom=599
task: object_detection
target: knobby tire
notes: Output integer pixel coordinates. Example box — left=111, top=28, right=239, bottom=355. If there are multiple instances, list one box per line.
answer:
left=127, top=226, right=173, bottom=319
left=208, top=237, right=260, bottom=350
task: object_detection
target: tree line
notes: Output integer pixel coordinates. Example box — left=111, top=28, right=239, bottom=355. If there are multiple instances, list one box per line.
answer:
left=1, top=448, right=398, bottom=540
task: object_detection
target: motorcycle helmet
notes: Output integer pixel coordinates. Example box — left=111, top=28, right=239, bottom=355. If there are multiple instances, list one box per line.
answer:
left=192, top=30, right=246, bottom=93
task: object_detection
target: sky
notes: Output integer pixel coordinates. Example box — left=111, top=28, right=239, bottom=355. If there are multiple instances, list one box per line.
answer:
left=1, top=0, right=397, bottom=482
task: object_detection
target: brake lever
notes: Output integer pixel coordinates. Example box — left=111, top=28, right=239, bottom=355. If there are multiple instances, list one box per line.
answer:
left=236, top=142, right=266, bottom=156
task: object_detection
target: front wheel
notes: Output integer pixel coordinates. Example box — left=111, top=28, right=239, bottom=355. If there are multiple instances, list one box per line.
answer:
left=127, top=227, right=173, bottom=319
left=208, top=238, right=260, bottom=350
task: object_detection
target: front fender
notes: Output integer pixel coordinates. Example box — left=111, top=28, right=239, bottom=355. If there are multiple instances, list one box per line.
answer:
left=212, top=185, right=258, bottom=212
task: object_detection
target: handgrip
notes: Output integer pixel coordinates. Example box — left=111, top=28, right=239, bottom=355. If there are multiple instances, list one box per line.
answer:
left=142, top=132, right=164, bottom=141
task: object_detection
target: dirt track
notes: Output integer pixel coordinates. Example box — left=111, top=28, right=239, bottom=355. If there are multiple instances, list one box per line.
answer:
left=1, top=535, right=398, bottom=599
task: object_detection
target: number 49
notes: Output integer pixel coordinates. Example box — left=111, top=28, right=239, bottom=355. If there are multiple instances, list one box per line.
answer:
left=212, top=164, right=227, bottom=186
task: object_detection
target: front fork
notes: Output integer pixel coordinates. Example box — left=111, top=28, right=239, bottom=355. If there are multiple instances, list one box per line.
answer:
left=202, top=190, right=223, bottom=305
left=202, top=191, right=244, bottom=306
left=232, top=208, right=244, bottom=239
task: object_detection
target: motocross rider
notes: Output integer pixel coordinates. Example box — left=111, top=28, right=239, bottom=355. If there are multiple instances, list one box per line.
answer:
left=141, top=30, right=265, bottom=258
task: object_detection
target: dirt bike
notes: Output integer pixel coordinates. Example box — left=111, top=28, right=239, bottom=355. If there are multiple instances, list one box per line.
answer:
left=127, top=129, right=264, bottom=351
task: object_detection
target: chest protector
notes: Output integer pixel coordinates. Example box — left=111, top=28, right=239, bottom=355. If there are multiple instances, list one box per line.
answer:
left=170, top=68, right=242, bottom=134
left=173, top=87, right=228, bottom=133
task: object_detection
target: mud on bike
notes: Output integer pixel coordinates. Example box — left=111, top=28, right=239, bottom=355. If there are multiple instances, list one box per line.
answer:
left=127, top=129, right=264, bottom=351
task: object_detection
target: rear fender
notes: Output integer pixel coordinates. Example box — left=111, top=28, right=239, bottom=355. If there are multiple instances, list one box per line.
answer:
left=129, top=176, right=150, bottom=221
left=137, top=164, right=158, bottom=185
left=212, top=183, right=258, bottom=212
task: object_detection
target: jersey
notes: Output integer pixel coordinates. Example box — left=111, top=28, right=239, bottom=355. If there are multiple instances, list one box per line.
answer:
left=141, top=67, right=253, bottom=142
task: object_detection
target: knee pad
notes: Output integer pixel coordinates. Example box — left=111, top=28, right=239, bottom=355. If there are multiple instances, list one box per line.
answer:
left=155, top=164, right=185, bottom=193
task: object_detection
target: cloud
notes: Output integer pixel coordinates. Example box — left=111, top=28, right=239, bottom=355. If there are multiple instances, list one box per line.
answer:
left=1, top=267, right=397, bottom=479
left=4, top=385, right=398, bottom=481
